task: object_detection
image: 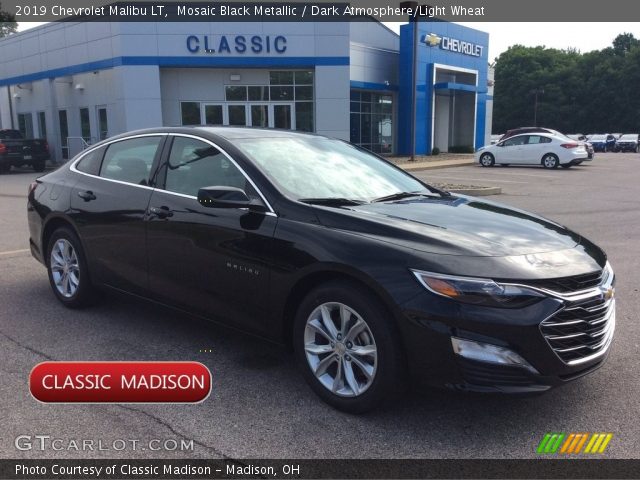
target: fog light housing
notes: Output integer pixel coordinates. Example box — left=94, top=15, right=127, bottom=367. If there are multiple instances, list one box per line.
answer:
left=451, top=337, right=539, bottom=374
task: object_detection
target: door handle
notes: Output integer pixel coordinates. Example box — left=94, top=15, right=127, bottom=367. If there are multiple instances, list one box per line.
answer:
left=149, top=206, right=173, bottom=219
left=77, top=190, right=96, bottom=201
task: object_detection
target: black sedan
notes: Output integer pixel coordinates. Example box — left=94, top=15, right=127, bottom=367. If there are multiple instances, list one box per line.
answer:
left=27, top=127, right=615, bottom=412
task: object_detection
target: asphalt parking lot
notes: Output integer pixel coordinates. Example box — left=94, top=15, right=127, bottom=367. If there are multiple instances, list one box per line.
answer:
left=0, top=153, right=639, bottom=460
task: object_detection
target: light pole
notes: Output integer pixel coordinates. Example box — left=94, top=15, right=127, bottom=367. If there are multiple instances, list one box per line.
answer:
left=530, top=88, right=544, bottom=126
left=401, top=1, right=419, bottom=161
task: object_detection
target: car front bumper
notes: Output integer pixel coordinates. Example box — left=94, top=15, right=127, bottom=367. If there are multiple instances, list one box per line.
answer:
left=396, top=277, right=615, bottom=394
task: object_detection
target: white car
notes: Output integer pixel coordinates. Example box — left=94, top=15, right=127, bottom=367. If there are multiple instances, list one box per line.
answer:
left=475, top=133, right=589, bottom=169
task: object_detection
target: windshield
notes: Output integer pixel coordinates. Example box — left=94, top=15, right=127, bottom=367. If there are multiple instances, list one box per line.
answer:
left=236, top=136, right=428, bottom=202
left=590, top=135, right=606, bottom=141
left=619, top=134, right=637, bottom=141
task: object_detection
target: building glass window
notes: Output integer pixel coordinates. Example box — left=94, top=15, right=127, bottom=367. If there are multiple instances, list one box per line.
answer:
left=228, top=105, right=246, bottom=126
left=269, top=71, right=294, bottom=85
left=295, top=103, right=314, bottom=133
left=17, top=113, right=34, bottom=138
left=97, top=106, right=108, bottom=140
left=181, top=102, right=201, bottom=125
left=204, top=105, right=223, bottom=125
left=270, top=70, right=314, bottom=132
left=225, top=86, right=247, bottom=101
left=79, top=107, right=91, bottom=142
left=248, top=86, right=269, bottom=101
left=58, top=110, right=69, bottom=159
left=350, top=91, right=393, bottom=154
left=37, top=112, right=47, bottom=139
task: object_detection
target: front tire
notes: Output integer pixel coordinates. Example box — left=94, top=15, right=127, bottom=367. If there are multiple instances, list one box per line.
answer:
left=293, top=281, right=405, bottom=413
left=46, top=227, right=95, bottom=308
left=542, top=154, right=559, bottom=169
left=479, top=153, right=495, bottom=167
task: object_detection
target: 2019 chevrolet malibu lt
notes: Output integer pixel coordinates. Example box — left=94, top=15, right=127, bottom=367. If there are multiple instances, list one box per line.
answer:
left=614, top=134, right=639, bottom=152
left=476, top=133, right=589, bottom=168
left=27, top=127, right=615, bottom=412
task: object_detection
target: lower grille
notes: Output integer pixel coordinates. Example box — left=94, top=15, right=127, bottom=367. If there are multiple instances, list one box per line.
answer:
left=458, top=358, right=534, bottom=387
left=540, top=296, right=615, bottom=364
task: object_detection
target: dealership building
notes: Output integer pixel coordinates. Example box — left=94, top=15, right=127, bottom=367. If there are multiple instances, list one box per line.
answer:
left=0, top=19, right=492, bottom=162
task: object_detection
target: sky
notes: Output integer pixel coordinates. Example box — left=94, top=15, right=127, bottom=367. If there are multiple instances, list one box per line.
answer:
left=17, top=22, right=640, bottom=61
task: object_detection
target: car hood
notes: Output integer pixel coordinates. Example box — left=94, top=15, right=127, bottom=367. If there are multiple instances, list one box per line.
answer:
left=319, top=195, right=581, bottom=257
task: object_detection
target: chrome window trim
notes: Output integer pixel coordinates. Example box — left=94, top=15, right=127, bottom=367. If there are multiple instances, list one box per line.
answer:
left=69, top=133, right=168, bottom=192
left=69, top=131, right=277, bottom=216
left=161, top=133, right=277, bottom=216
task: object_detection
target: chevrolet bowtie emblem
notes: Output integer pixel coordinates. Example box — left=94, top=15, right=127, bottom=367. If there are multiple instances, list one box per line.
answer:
left=423, top=33, right=442, bottom=47
left=602, top=286, right=615, bottom=300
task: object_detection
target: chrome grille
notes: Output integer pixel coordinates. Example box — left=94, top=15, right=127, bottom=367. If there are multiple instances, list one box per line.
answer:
left=524, top=270, right=604, bottom=293
left=538, top=266, right=615, bottom=365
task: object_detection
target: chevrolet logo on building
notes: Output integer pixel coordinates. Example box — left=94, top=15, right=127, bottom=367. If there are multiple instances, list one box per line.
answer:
left=422, top=33, right=441, bottom=47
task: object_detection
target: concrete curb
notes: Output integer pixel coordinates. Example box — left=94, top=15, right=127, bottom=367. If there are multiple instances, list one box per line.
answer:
left=447, top=187, right=502, bottom=197
left=400, top=160, right=476, bottom=171
left=446, top=186, right=502, bottom=196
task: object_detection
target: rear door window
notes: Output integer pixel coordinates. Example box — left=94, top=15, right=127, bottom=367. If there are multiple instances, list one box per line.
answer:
left=503, top=136, right=527, bottom=147
left=75, top=147, right=105, bottom=176
left=99, top=136, right=163, bottom=186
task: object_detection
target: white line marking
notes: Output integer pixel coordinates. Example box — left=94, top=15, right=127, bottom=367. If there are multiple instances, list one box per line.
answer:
left=0, top=249, right=30, bottom=256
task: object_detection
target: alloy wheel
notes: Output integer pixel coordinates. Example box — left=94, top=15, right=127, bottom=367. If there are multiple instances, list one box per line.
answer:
left=480, top=154, right=494, bottom=166
left=543, top=155, right=558, bottom=168
left=50, top=239, right=80, bottom=298
left=303, top=302, right=377, bottom=397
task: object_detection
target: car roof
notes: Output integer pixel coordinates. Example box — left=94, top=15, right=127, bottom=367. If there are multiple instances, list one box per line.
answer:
left=97, top=126, right=322, bottom=144
left=194, top=126, right=313, bottom=140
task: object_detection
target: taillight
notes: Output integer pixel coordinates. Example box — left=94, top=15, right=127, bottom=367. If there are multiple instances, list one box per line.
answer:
left=560, top=143, right=580, bottom=149
left=0, top=143, right=6, bottom=155
left=44, top=141, right=50, bottom=152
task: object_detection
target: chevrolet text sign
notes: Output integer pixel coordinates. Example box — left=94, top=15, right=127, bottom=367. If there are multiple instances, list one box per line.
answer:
left=422, top=34, right=484, bottom=57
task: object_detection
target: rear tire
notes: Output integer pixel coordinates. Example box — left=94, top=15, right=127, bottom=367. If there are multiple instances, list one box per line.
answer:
left=293, top=281, right=405, bottom=413
left=479, top=153, right=495, bottom=167
left=46, top=227, right=96, bottom=308
left=542, top=154, right=560, bottom=169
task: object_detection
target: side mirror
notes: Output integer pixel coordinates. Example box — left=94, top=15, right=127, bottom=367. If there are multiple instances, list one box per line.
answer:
left=497, top=142, right=504, bottom=147
left=197, top=186, right=267, bottom=212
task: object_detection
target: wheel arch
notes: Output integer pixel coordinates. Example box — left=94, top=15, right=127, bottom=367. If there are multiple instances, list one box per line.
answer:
left=41, top=215, right=83, bottom=267
left=280, top=267, right=404, bottom=352
left=540, top=152, right=559, bottom=163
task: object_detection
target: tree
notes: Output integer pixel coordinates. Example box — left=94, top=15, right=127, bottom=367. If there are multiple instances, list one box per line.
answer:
left=612, top=33, right=640, bottom=56
left=0, top=2, right=17, bottom=38
left=493, top=35, right=640, bottom=134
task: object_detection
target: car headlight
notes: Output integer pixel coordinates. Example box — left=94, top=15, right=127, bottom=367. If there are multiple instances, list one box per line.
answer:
left=411, top=269, right=546, bottom=308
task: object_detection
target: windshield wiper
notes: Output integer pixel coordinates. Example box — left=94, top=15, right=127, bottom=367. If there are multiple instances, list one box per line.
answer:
left=373, top=188, right=451, bottom=203
left=299, top=197, right=366, bottom=207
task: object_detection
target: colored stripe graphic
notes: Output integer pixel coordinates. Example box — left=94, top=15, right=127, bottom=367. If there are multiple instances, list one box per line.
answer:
left=537, top=433, right=565, bottom=454
left=538, top=433, right=613, bottom=454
